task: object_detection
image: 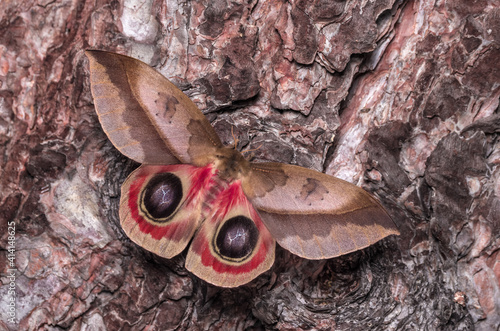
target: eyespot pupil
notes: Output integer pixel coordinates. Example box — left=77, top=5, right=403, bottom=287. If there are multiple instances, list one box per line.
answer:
left=143, top=173, right=182, bottom=219
left=216, top=216, right=258, bottom=260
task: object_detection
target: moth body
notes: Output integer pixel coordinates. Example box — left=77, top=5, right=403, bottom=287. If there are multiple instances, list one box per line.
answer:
left=86, top=50, right=400, bottom=287
left=210, top=147, right=251, bottom=182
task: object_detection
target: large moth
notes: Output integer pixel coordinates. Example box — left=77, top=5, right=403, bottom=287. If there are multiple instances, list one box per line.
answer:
left=86, top=51, right=399, bottom=287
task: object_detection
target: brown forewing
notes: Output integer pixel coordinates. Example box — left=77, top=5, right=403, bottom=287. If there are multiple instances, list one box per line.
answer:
left=119, top=52, right=224, bottom=165
left=86, top=51, right=179, bottom=165
left=247, top=163, right=399, bottom=259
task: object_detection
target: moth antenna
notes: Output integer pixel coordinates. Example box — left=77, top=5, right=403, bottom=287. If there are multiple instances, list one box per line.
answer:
left=231, top=126, right=239, bottom=150
left=241, top=144, right=262, bottom=161
left=241, top=144, right=262, bottom=155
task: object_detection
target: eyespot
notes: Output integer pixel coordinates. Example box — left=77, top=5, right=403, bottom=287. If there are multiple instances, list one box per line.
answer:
left=215, top=216, right=259, bottom=260
left=142, top=173, right=183, bottom=220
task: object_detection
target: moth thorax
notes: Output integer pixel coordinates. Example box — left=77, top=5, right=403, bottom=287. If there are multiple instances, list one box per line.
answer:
left=215, top=216, right=258, bottom=261
left=141, top=173, right=182, bottom=220
left=214, top=147, right=250, bottom=180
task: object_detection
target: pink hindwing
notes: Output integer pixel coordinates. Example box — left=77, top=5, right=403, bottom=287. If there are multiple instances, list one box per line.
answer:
left=120, top=163, right=275, bottom=287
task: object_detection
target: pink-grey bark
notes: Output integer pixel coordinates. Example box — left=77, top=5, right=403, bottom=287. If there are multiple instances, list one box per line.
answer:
left=0, top=0, right=499, bottom=330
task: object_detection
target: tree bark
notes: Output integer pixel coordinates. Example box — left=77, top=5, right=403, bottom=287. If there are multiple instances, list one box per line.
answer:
left=0, top=0, right=498, bottom=330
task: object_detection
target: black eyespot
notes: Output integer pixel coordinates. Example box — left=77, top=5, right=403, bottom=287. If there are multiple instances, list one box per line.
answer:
left=142, top=173, right=182, bottom=220
left=215, top=216, right=259, bottom=260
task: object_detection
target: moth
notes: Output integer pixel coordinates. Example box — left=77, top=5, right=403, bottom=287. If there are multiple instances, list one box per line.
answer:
left=86, top=51, right=399, bottom=287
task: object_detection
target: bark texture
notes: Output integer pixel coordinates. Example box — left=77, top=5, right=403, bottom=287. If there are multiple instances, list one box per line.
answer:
left=0, top=0, right=499, bottom=330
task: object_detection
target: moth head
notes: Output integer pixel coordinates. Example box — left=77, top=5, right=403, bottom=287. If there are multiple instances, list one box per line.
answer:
left=213, top=147, right=251, bottom=181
